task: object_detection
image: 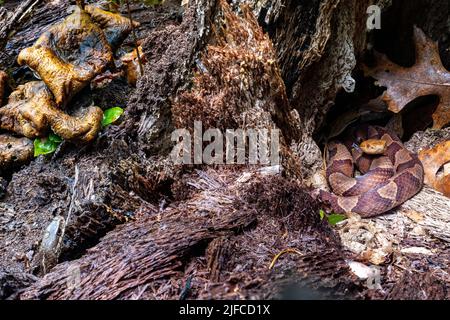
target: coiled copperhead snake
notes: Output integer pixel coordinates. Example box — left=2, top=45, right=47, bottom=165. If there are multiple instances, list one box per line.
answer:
left=320, top=125, right=424, bottom=217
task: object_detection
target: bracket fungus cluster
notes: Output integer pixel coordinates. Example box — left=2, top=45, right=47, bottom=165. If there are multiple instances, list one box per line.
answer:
left=85, top=4, right=141, bottom=50
left=0, top=4, right=140, bottom=173
left=17, top=6, right=114, bottom=107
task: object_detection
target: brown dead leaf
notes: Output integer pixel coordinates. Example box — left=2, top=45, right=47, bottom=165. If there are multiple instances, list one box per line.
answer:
left=402, top=210, right=424, bottom=223
left=418, top=140, right=450, bottom=197
left=120, top=46, right=146, bottom=86
left=364, top=27, right=450, bottom=129
left=436, top=175, right=450, bottom=197
left=361, top=248, right=390, bottom=265
left=445, top=163, right=450, bottom=176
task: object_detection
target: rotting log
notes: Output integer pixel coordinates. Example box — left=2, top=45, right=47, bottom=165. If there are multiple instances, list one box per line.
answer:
left=19, top=168, right=362, bottom=300
left=224, top=0, right=378, bottom=180
left=19, top=169, right=258, bottom=299
left=0, top=0, right=39, bottom=50
left=398, top=187, right=450, bottom=243
left=402, top=128, right=450, bottom=242
left=0, top=268, right=38, bottom=300
left=0, top=0, right=191, bottom=276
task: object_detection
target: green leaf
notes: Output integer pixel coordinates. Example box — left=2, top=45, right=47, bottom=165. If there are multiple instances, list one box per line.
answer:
left=34, top=135, right=62, bottom=157
left=326, top=214, right=347, bottom=226
left=102, top=107, right=124, bottom=127
left=319, top=209, right=325, bottom=221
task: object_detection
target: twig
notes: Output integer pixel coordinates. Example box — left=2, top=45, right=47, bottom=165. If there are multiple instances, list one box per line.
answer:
left=0, top=0, right=38, bottom=48
left=269, top=248, right=303, bottom=270
left=18, top=0, right=40, bottom=22
left=179, top=275, right=193, bottom=300
left=58, top=165, right=80, bottom=254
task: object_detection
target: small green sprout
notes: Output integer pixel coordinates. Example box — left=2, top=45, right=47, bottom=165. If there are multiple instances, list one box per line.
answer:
left=319, top=209, right=326, bottom=221
left=319, top=209, right=347, bottom=226
left=34, top=133, right=63, bottom=157
left=327, top=213, right=347, bottom=226
left=102, top=107, right=124, bottom=127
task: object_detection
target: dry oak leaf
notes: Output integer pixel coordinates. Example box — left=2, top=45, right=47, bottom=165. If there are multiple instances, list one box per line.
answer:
left=364, top=27, right=450, bottom=129
left=418, top=140, right=450, bottom=197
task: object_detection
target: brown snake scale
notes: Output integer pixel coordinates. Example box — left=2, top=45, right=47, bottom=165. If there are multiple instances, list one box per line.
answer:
left=320, top=125, right=424, bottom=217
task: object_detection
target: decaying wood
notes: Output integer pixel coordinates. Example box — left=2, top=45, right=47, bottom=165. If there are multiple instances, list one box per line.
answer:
left=0, top=0, right=186, bottom=276
left=172, top=0, right=303, bottom=177
left=19, top=168, right=365, bottom=300
left=227, top=0, right=384, bottom=181
left=206, top=237, right=232, bottom=282
left=116, top=0, right=216, bottom=155
left=400, top=128, right=450, bottom=235
left=20, top=169, right=259, bottom=299
left=0, top=0, right=39, bottom=50
left=388, top=272, right=449, bottom=300
left=0, top=268, right=38, bottom=300
left=405, top=127, right=450, bottom=153
left=398, top=187, right=450, bottom=243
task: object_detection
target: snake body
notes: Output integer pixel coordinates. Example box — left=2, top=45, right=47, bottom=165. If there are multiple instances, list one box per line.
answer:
left=320, top=125, right=424, bottom=217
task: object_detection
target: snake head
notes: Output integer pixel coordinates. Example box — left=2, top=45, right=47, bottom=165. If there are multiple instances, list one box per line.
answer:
left=360, top=139, right=387, bottom=155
